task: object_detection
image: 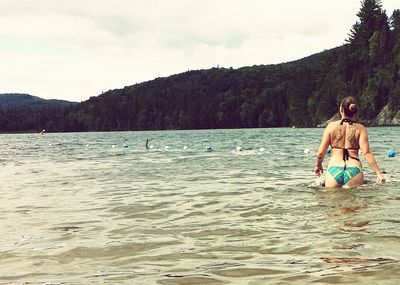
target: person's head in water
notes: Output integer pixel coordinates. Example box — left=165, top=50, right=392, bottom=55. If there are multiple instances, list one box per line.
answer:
left=340, top=96, right=357, bottom=118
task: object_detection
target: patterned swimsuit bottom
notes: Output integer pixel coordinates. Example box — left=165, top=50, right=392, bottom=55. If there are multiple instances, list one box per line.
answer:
left=327, top=165, right=363, bottom=186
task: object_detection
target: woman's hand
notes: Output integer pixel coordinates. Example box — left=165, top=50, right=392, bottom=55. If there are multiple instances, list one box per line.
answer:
left=377, top=173, right=386, bottom=184
left=315, top=165, right=323, bottom=176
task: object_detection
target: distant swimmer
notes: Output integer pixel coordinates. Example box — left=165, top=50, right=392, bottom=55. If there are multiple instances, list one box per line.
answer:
left=40, top=129, right=45, bottom=135
left=146, top=139, right=149, bottom=150
left=315, top=96, right=385, bottom=188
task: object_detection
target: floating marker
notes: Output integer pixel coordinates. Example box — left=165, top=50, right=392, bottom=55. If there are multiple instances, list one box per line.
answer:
left=123, top=144, right=128, bottom=148
left=206, top=145, right=213, bottom=152
left=236, top=146, right=243, bottom=152
left=387, top=150, right=396, bottom=157
left=304, top=148, right=311, bottom=154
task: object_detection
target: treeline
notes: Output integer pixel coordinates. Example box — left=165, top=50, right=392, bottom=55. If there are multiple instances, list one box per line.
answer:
left=1, top=0, right=399, bottom=133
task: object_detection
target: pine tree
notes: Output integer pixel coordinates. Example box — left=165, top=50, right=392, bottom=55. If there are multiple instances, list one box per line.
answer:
left=348, top=0, right=383, bottom=45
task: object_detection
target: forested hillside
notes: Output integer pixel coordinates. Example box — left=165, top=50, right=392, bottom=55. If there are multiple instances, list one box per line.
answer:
left=1, top=0, right=399, bottom=133
left=0, top=93, right=76, bottom=110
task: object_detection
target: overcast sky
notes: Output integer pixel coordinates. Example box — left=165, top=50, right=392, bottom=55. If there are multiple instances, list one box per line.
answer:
left=1, top=0, right=399, bottom=102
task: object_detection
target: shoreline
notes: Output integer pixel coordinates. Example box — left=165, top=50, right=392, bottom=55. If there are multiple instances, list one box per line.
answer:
left=2, top=125, right=400, bottom=135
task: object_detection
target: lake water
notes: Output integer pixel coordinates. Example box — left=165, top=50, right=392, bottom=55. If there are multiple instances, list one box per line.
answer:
left=1, top=128, right=399, bottom=285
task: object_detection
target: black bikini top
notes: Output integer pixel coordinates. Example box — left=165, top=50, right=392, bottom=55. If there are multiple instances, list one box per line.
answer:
left=340, top=118, right=353, bottom=125
left=332, top=118, right=360, bottom=163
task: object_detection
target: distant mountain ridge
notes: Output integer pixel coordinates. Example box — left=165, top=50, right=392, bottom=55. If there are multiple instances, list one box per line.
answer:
left=0, top=93, right=77, bottom=110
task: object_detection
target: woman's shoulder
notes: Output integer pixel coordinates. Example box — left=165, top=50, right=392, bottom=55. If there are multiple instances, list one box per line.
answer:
left=327, top=120, right=341, bottom=128
left=354, top=122, right=366, bottom=131
left=352, top=121, right=365, bottom=127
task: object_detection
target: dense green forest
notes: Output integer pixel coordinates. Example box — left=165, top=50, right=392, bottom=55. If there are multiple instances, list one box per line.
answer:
left=1, top=0, right=399, bottom=133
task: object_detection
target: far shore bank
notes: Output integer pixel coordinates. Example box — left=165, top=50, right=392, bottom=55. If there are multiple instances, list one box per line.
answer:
left=2, top=125, right=400, bottom=135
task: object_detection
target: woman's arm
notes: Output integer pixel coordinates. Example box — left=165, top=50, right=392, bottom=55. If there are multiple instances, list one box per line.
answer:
left=315, top=125, right=331, bottom=176
left=359, top=126, right=386, bottom=183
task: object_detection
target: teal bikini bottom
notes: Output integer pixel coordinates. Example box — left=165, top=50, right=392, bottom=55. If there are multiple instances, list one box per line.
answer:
left=328, top=166, right=363, bottom=186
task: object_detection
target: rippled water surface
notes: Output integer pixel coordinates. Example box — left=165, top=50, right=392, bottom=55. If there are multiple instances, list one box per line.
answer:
left=1, top=128, right=399, bottom=284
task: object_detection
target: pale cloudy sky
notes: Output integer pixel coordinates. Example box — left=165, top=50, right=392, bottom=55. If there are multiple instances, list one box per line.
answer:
left=1, top=0, right=399, bottom=102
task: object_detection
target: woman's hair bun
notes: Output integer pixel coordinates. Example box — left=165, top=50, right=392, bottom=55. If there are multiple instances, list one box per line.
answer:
left=340, top=96, right=358, bottom=117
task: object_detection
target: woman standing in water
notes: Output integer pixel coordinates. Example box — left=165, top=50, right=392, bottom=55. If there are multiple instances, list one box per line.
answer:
left=315, top=96, right=385, bottom=187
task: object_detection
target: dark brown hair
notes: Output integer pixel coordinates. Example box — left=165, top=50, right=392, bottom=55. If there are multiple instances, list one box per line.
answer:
left=340, top=96, right=357, bottom=117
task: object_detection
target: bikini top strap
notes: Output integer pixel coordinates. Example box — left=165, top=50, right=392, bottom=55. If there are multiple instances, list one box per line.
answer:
left=342, top=149, right=360, bottom=162
left=331, top=146, right=359, bottom=150
left=340, top=118, right=354, bottom=125
left=331, top=146, right=360, bottom=162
